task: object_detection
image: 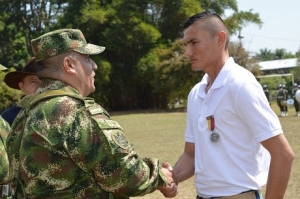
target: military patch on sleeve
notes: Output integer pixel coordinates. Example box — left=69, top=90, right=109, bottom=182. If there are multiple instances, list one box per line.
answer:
left=111, top=131, right=129, bottom=149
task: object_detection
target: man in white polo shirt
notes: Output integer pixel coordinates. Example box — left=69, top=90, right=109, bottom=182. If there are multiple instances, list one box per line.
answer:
left=159, top=10, right=294, bottom=199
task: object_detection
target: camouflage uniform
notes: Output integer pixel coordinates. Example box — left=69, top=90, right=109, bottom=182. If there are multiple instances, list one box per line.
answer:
left=7, top=79, right=168, bottom=199
left=0, top=65, right=13, bottom=199
left=0, top=116, right=13, bottom=198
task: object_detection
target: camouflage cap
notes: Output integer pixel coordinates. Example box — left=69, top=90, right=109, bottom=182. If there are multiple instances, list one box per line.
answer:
left=31, top=29, right=105, bottom=61
left=0, top=64, right=7, bottom=71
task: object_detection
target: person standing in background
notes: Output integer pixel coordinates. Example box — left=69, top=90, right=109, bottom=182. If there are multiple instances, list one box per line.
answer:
left=282, top=84, right=289, bottom=116
left=1, top=57, right=40, bottom=126
left=292, top=83, right=299, bottom=116
left=277, top=84, right=287, bottom=116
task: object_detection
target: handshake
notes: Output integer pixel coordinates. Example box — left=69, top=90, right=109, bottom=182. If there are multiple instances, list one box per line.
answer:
left=158, top=162, right=179, bottom=198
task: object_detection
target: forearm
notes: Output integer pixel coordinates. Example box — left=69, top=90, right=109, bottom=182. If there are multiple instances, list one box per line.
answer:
left=173, top=153, right=194, bottom=183
left=264, top=144, right=294, bottom=199
left=99, top=154, right=166, bottom=197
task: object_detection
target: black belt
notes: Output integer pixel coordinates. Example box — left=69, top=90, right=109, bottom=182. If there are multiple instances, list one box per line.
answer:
left=196, top=190, right=257, bottom=199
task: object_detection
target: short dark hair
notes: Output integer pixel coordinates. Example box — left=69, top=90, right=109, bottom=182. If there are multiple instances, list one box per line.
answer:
left=183, top=10, right=225, bottom=29
left=183, top=10, right=230, bottom=48
left=37, top=51, right=77, bottom=79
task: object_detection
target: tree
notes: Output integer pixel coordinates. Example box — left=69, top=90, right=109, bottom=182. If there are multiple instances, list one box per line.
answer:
left=157, top=0, right=202, bottom=41
left=138, top=40, right=203, bottom=108
left=274, top=48, right=295, bottom=59
left=224, top=10, right=262, bottom=36
left=0, top=16, right=29, bottom=70
left=0, top=0, right=68, bottom=69
left=229, top=41, right=262, bottom=76
left=255, top=48, right=275, bottom=61
left=0, top=0, right=265, bottom=110
left=255, top=48, right=296, bottom=61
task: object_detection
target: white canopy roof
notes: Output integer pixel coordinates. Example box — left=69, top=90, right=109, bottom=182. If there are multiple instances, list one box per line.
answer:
left=259, top=58, right=298, bottom=71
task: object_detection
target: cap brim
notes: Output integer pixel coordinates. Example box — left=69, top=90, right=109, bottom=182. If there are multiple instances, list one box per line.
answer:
left=74, top=44, right=105, bottom=55
left=4, top=71, right=37, bottom=90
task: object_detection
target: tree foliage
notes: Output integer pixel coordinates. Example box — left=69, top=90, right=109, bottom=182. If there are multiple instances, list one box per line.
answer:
left=229, top=41, right=262, bottom=76
left=0, top=0, right=272, bottom=110
left=0, top=0, right=67, bottom=69
left=255, top=48, right=296, bottom=61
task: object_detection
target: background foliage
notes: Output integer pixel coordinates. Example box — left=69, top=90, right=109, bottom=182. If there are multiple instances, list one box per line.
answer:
left=0, top=0, right=299, bottom=111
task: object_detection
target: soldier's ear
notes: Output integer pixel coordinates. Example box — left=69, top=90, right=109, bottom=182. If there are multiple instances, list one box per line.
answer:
left=63, top=57, right=76, bottom=75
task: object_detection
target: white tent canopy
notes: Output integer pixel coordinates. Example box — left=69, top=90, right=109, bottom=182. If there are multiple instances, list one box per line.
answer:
left=259, top=58, right=298, bottom=71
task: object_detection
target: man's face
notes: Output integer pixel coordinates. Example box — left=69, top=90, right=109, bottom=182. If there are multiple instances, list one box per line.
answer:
left=19, top=75, right=40, bottom=95
left=183, top=21, right=219, bottom=72
left=74, top=53, right=98, bottom=97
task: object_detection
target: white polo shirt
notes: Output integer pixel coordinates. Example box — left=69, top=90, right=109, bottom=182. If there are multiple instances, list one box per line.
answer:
left=185, top=57, right=282, bottom=197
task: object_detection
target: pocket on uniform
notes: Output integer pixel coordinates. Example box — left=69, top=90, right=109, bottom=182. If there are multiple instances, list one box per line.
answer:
left=91, top=117, right=131, bottom=155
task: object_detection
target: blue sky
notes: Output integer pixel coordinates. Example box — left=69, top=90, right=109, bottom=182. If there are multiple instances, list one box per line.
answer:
left=228, top=0, right=300, bottom=55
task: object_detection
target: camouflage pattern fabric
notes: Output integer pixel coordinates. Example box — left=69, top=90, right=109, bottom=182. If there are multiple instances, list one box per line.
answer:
left=0, top=116, right=10, bottom=185
left=7, top=79, right=167, bottom=199
left=31, top=29, right=105, bottom=61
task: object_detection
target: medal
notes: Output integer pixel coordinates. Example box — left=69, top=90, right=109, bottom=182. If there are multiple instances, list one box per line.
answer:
left=210, top=132, right=220, bottom=142
left=206, top=115, right=220, bottom=143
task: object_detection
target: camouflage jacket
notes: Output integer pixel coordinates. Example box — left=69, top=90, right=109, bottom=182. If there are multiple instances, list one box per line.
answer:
left=0, top=116, right=10, bottom=184
left=7, top=79, right=167, bottom=199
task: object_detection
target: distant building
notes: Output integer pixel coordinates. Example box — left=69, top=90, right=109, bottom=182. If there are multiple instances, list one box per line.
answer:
left=258, top=58, right=299, bottom=75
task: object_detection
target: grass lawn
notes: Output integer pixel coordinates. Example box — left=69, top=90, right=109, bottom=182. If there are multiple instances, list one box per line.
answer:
left=111, top=102, right=299, bottom=199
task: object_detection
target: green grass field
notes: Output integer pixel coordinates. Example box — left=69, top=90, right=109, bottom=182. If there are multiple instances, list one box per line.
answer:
left=111, top=103, right=299, bottom=199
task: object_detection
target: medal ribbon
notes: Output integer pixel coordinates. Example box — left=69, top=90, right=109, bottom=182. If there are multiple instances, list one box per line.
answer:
left=206, top=115, right=215, bottom=131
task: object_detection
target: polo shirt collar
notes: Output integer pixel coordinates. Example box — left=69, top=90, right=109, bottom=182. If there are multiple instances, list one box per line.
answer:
left=197, top=57, right=234, bottom=98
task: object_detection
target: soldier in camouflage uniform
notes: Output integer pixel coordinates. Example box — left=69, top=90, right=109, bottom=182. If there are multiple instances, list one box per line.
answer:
left=6, top=29, right=174, bottom=199
left=0, top=117, right=10, bottom=182
left=0, top=65, right=13, bottom=199
left=0, top=116, right=13, bottom=199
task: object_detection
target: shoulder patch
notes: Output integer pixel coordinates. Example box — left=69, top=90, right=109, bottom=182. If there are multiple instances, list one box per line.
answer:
left=111, top=131, right=129, bottom=149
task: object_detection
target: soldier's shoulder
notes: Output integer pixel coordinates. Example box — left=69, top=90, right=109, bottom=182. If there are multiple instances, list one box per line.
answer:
left=0, top=117, right=10, bottom=134
left=31, top=95, right=87, bottom=122
left=40, top=94, right=84, bottom=109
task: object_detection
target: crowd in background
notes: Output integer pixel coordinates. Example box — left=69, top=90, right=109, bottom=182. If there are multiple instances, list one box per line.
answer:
left=263, top=83, right=300, bottom=116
